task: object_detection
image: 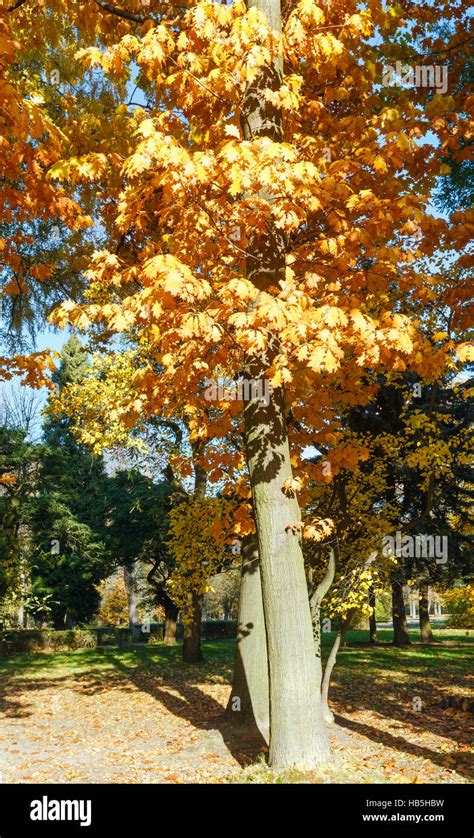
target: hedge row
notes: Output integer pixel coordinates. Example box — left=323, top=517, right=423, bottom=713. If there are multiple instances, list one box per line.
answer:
left=0, top=621, right=237, bottom=657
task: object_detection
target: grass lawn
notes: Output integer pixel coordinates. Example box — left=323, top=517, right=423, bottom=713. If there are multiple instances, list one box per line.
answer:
left=1, top=627, right=471, bottom=676
left=0, top=629, right=472, bottom=784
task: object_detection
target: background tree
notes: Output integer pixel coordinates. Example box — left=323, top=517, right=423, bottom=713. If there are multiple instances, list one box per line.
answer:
left=105, top=468, right=175, bottom=640
left=29, top=501, right=109, bottom=628
left=28, top=337, right=112, bottom=626
left=0, top=426, right=39, bottom=606
left=98, top=572, right=129, bottom=626
left=205, top=566, right=240, bottom=620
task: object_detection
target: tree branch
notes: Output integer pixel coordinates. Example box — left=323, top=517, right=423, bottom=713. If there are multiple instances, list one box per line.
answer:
left=93, top=0, right=149, bottom=23
left=7, top=0, right=29, bottom=10
left=311, top=544, right=337, bottom=608
left=309, top=541, right=340, bottom=644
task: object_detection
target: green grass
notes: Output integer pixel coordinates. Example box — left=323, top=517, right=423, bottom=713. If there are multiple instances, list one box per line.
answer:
left=0, top=638, right=236, bottom=681
left=328, top=628, right=474, bottom=677
left=0, top=628, right=471, bottom=681
left=341, top=627, right=473, bottom=645
left=1, top=628, right=471, bottom=786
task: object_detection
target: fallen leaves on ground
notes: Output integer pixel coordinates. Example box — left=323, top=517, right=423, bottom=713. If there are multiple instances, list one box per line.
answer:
left=0, top=642, right=471, bottom=784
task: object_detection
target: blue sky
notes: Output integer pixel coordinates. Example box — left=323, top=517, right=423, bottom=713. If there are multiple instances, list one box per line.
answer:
left=34, top=326, right=71, bottom=355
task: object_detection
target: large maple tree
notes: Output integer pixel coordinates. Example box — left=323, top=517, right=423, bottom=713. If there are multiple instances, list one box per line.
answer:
left=2, top=0, right=472, bottom=769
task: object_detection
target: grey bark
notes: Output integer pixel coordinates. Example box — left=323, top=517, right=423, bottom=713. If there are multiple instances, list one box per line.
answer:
left=309, top=547, right=336, bottom=690
left=243, top=363, right=331, bottom=767
left=321, top=621, right=348, bottom=724
left=241, top=0, right=331, bottom=769
left=226, top=535, right=269, bottom=742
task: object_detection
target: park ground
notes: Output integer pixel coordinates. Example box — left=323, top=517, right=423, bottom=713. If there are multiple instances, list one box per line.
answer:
left=0, top=630, right=472, bottom=784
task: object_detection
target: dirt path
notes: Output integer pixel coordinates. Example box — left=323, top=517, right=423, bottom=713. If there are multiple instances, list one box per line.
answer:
left=0, top=656, right=471, bottom=783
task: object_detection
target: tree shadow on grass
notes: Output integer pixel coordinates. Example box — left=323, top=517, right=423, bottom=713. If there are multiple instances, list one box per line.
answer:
left=1, top=641, right=471, bottom=776
left=110, top=656, right=265, bottom=767
left=0, top=668, right=138, bottom=719
left=0, top=650, right=263, bottom=767
left=325, top=642, right=474, bottom=780
left=329, top=668, right=473, bottom=751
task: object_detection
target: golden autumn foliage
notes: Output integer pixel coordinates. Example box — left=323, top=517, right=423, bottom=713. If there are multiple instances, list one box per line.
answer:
left=2, top=0, right=471, bottom=641
left=167, top=495, right=240, bottom=618
left=98, top=575, right=129, bottom=626
left=442, top=583, right=474, bottom=628
left=33, top=0, right=468, bottom=492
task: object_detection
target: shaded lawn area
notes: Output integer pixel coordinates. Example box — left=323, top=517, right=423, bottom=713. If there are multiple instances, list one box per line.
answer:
left=0, top=629, right=472, bottom=784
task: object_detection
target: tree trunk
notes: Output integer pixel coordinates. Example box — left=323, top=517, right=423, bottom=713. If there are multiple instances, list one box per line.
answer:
left=391, top=579, right=410, bottom=646
left=244, top=371, right=331, bottom=767
left=312, top=599, right=323, bottom=692
left=182, top=592, right=204, bottom=663
left=64, top=613, right=75, bottom=630
left=181, top=442, right=207, bottom=663
left=17, top=568, right=26, bottom=628
left=17, top=603, right=25, bottom=629
left=321, top=622, right=348, bottom=724
left=148, top=579, right=179, bottom=645
left=369, top=585, right=377, bottom=644
left=241, top=0, right=331, bottom=771
left=53, top=613, right=65, bottom=630
left=309, top=547, right=337, bottom=690
left=123, top=563, right=141, bottom=642
left=419, top=582, right=433, bottom=643
left=225, top=535, right=269, bottom=742
left=164, top=600, right=179, bottom=645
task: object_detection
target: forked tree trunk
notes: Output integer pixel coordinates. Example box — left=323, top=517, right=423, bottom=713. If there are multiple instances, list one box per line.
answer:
left=319, top=552, right=378, bottom=723
left=245, top=384, right=331, bottom=767
left=419, top=581, right=433, bottom=643
left=369, top=585, right=377, bottom=644
left=240, top=0, right=331, bottom=770
left=182, top=592, right=204, bottom=663
left=391, top=579, right=410, bottom=646
left=226, top=535, right=269, bottom=742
